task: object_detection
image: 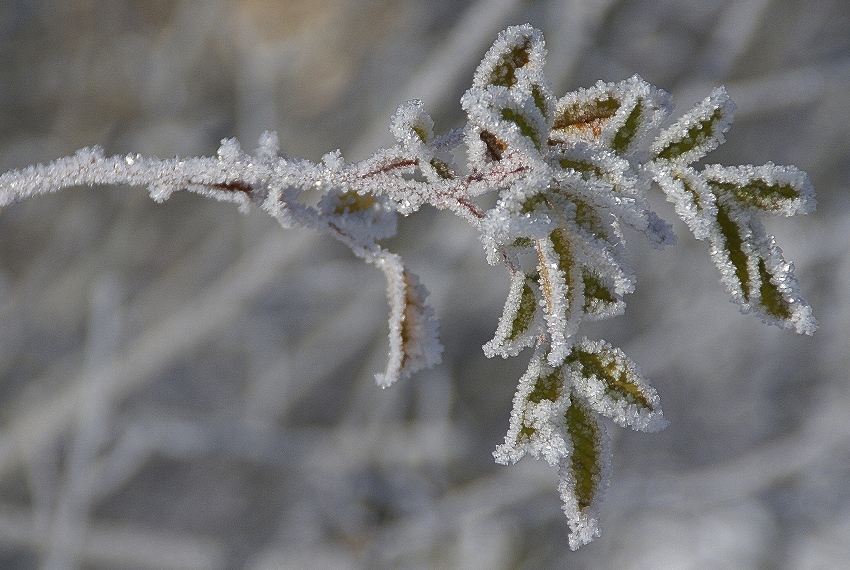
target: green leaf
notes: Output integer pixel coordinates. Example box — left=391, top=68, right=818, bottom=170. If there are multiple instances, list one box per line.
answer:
left=611, top=99, right=643, bottom=153
left=714, top=178, right=796, bottom=208
left=463, top=26, right=553, bottom=161
left=571, top=197, right=608, bottom=241
left=581, top=268, right=621, bottom=318
left=511, top=281, right=538, bottom=340
left=558, top=396, right=607, bottom=550
left=566, top=339, right=666, bottom=432
left=494, top=348, right=571, bottom=466
left=703, top=163, right=816, bottom=215
left=472, top=25, right=545, bottom=90
left=535, top=229, right=581, bottom=365
left=531, top=83, right=550, bottom=122
left=501, top=107, right=543, bottom=149
left=520, top=191, right=549, bottom=214
left=529, top=366, right=565, bottom=403
left=716, top=202, right=752, bottom=301
left=565, top=397, right=602, bottom=511
left=550, top=227, right=574, bottom=274
left=488, top=37, right=531, bottom=88
left=652, top=87, right=735, bottom=164
left=706, top=199, right=816, bottom=334
left=428, top=158, right=455, bottom=180
left=484, top=272, right=540, bottom=358
left=332, top=190, right=378, bottom=216
left=650, top=165, right=718, bottom=240
left=558, top=156, right=604, bottom=180
left=758, top=258, right=792, bottom=320
left=655, top=108, right=724, bottom=161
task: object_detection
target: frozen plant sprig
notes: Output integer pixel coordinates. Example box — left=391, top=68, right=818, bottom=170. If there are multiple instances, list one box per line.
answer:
left=0, top=24, right=815, bottom=549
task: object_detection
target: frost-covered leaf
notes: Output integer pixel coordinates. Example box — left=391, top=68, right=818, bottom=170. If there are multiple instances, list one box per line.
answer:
left=484, top=270, right=541, bottom=358
left=495, top=347, right=613, bottom=551
left=580, top=266, right=624, bottom=320
left=390, top=100, right=457, bottom=182
left=494, top=347, right=570, bottom=466
left=707, top=204, right=816, bottom=334
left=472, top=24, right=547, bottom=90
left=551, top=85, right=619, bottom=142
left=463, top=25, right=554, bottom=165
left=652, top=165, right=719, bottom=240
left=463, top=86, right=550, bottom=154
left=536, top=229, right=583, bottom=365
left=652, top=87, right=735, bottom=164
left=480, top=171, right=559, bottom=244
left=652, top=160, right=816, bottom=334
left=375, top=256, right=443, bottom=387
left=550, top=75, right=672, bottom=155
left=391, top=99, right=435, bottom=149
left=566, top=339, right=667, bottom=432
left=550, top=143, right=674, bottom=247
left=703, top=163, right=816, bottom=215
left=318, top=188, right=398, bottom=244
left=558, top=396, right=609, bottom=551
left=502, top=166, right=635, bottom=291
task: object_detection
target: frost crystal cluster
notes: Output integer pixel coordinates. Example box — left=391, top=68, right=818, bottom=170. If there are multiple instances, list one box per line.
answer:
left=0, top=25, right=815, bottom=549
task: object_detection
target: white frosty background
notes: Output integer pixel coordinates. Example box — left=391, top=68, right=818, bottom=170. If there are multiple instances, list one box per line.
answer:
left=0, top=1, right=848, bottom=568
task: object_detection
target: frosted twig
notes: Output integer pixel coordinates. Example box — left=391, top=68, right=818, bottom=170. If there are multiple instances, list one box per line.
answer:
left=0, top=24, right=817, bottom=550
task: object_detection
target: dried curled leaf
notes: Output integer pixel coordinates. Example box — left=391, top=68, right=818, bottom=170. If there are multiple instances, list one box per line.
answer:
left=375, top=255, right=443, bottom=387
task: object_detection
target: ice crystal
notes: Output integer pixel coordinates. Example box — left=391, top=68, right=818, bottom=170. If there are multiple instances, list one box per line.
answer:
left=0, top=24, right=816, bottom=549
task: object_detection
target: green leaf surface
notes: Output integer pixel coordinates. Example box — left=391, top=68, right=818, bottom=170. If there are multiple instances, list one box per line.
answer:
left=758, top=258, right=792, bottom=320
left=565, top=397, right=602, bottom=511
left=567, top=346, right=652, bottom=410
left=510, top=281, right=538, bottom=340
left=655, top=108, right=723, bottom=161
left=716, top=202, right=751, bottom=301
left=501, top=107, right=543, bottom=149
left=581, top=269, right=618, bottom=316
left=488, top=37, right=531, bottom=88
left=611, top=100, right=643, bottom=153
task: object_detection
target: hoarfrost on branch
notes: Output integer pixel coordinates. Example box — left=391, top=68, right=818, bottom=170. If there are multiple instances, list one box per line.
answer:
left=0, top=24, right=816, bottom=550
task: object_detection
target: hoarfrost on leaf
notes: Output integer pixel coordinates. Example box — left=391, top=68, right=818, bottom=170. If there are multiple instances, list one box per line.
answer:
left=651, top=86, right=735, bottom=164
left=0, top=23, right=817, bottom=551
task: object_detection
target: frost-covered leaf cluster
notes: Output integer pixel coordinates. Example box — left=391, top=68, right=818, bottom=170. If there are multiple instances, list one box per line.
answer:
left=0, top=24, right=815, bottom=550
